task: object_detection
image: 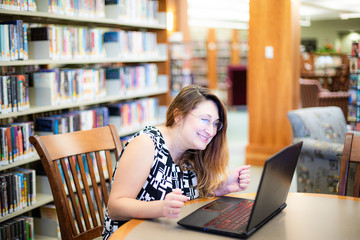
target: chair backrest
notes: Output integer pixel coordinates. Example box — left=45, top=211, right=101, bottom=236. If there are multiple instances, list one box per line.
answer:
left=299, top=78, right=321, bottom=108
left=29, top=124, right=122, bottom=240
left=287, top=106, right=347, bottom=143
left=338, top=132, right=360, bottom=197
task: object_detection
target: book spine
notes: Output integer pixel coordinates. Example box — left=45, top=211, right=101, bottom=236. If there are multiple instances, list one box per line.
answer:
left=22, top=24, right=28, bottom=60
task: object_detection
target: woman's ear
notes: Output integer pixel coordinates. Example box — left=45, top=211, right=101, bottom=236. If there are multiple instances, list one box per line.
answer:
left=173, top=109, right=182, bottom=124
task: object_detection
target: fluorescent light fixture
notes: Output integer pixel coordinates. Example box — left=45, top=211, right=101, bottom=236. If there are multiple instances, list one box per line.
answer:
left=339, top=12, right=360, bottom=20
left=188, top=9, right=249, bottom=22
left=189, top=19, right=248, bottom=30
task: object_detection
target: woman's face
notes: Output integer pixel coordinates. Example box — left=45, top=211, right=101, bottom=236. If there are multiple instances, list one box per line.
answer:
left=181, top=100, right=220, bottom=150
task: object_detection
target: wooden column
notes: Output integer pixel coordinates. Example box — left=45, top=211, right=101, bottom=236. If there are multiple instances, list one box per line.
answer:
left=246, top=0, right=301, bottom=165
left=230, top=29, right=240, bottom=65
left=174, top=0, right=190, bottom=41
left=207, top=28, right=217, bottom=89
left=156, top=0, right=170, bottom=105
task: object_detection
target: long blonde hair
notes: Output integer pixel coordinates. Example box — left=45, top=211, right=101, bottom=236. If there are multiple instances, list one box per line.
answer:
left=166, top=85, right=229, bottom=198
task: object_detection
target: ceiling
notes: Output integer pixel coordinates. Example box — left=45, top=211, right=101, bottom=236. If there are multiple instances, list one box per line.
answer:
left=301, top=0, right=360, bottom=21
left=187, top=0, right=360, bottom=29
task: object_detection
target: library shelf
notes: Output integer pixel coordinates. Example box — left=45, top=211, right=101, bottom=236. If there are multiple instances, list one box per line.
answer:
left=0, top=154, right=39, bottom=171
left=0, top=0, right=170, bottom=238
left=0, top=193, right=53, bottom=223
left=0, top=56, right=168, bottom=67
left=0, top=88, right=168, bottom=119
left=0, top=9, right=166, bottom=29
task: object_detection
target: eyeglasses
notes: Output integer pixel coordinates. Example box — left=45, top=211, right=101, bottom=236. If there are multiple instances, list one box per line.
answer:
left=189, top=113, right=223, bottom=131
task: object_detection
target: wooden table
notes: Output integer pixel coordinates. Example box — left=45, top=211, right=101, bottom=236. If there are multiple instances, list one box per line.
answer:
left=109, top=193, right=360, bottom=240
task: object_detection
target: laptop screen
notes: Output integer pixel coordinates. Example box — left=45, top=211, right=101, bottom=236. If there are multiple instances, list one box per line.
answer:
left=247, top=142, right=302, bottom=230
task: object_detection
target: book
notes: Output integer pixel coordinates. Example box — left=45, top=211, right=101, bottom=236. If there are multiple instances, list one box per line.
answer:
left=30, top=70, right=59, bottom=106
left=1, top=76, right=9, bottom=113
left=3, top=20, right=24, bottom=60
left=0, top=174, right=7, bottom=216
left=34, top=116, right=60, bottom=135
left=14, top=168, right=36, bottom=206
left=10, top=75, right=18, bottom=112
left=0, top=24, right=10, bottom=61
left=29, top=26, right=49, bottom=41
left=22, top=24, right=28, bottom=60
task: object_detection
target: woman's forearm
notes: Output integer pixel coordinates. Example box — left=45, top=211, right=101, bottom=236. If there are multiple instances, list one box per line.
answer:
left=108, top=198, right=164, bottom=221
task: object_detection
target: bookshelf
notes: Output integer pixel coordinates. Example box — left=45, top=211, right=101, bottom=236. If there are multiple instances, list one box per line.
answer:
left=169, top=42, right=192, bottom=97
left=348, top=42, right=360, bottom=130
left=0, top=0, right=169, bottom=238
left=191, top=41, right=208, bottom=87
left=217, top=41, right=231, bottom=88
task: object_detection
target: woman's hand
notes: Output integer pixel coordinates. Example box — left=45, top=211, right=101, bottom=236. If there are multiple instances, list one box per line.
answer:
left=163, top=188, right=190, bottom=219
left=215, top=165, right=251, bottom=196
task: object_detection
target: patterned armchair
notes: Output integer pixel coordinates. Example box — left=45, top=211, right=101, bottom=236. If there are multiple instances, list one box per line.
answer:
left=287, top=106, right=347, bottom=194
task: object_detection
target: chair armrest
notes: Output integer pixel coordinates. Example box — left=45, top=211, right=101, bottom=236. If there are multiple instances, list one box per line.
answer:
left=293, top=137, right=344, bottom=161
left=318, top=91, right=350, bottom=98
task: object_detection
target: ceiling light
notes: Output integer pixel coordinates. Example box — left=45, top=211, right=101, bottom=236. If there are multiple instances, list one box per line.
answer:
left=339, top=12, right=360, bottom=20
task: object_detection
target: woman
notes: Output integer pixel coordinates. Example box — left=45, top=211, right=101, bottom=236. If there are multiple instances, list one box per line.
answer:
left=103, top=85, right=250, bottom=239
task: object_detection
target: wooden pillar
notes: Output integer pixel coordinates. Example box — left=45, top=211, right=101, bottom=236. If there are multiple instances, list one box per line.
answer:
left=174, top=0, right=190, bottom=41
left=207, top=28, right=217, bottom=89
left=230, top=29, right=240, bottom=65
left=167, top=0, right=190, bottom=41
left=246, top=0, right=301, bottom=165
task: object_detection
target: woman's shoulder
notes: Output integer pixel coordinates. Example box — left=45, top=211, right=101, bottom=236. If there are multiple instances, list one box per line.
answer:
left=137, top=126, right=163, bottom=141
left=127, top=126, right=163, bottom=145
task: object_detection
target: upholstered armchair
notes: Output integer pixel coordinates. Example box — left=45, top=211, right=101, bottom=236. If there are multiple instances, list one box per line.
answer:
left=300, top=78, right=350, bottom=119
left=287, top=106, right=347, bottom=195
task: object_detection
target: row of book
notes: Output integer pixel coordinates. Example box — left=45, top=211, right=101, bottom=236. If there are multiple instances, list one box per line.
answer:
left=0, top=122, right=35, bottom=166
left=0, top=101, right=160, bottom=166
left=105, top=63, right=158, bottom=95
left=2, top=22, right=161, bottom=62
left=0, top=216, right=34, bottom=240
left=105, top=0, right=159, bottom=23
left=349, top=74, right=360, bottom=107
left=0, top=0, right=36, bottom=11
left=34, top=107, right=109, bottom=135
left=0, top=75, right=30, bottom=114
left=28, top=25, right=104, bottom=60
left=349, top=47, right=360, bottom=131
left=0, top=64, right=161, bottom=111
left=36, top=0, right=105, bottom=18
left=350, top=56, right=360, bottom=73
left=0, top=20, right=29, bottom=61
left=108, top=97, right=159, bottom=132
left=103, top=30, right=159, bottom=58
left=348, top=105, right=360, bottom=124
left=351, top=41, right=360, bottom=57
left=30, top=68, right=106, bottom=107
left=0, top=168, right=36, bottom=217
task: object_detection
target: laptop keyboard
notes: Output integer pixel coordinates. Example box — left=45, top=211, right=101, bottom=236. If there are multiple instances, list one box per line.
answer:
left=204, top=200, right=254, bottom=231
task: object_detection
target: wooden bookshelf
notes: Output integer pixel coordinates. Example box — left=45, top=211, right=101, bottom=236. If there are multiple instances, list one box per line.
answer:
left=0, top=1, right=170, bottom=238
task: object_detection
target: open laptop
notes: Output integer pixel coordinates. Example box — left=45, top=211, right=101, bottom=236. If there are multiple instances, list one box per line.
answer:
left=177, top=141, right=303, bottom=238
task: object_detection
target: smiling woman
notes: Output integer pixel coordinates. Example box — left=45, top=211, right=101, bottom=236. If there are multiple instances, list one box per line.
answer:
left=102, top=85, right=251, bottom=240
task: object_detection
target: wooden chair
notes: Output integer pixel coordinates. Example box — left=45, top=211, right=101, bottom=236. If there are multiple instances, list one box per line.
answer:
left=338, top=132, right=360, bottom=197
left=29, top=124, right=122, bottom=240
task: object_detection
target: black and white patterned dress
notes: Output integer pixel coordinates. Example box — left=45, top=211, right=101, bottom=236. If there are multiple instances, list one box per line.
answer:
left=102, top=126, right=199, bottom=239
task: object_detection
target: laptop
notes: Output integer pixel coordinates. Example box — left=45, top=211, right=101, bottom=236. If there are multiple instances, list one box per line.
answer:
left=177, top=141, right=303, bottom=238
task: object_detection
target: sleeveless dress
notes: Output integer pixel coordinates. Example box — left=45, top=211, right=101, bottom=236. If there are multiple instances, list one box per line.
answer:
left=102, top=126, right=199, bottom=239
